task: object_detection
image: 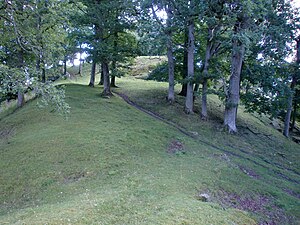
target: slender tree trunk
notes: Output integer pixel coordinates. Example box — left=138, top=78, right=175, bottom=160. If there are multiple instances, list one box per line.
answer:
left=167, top=36, right=175, bottom=103
left=42, top=65, right=46, bottom=83
left=102, top=62, right=112, bottom=96
left=285, top=37, right=300, bottom=136
left=201, top=79, right=208, bottom=119
left=16, top=0, right=25, bottom=107
left=179, top=28, right=189, bottom=96
left=17, top=91, right=25, bottom=108
left=284, top=91, right=293, bottom=137
left=63, top=56, right=67, bottom=76
left=165, top=6, right=175, bottom=103
left=78, top=44, right=83, bottom=75
left=291, top=98, right=298, bottom=131
left=224, top=40, right=245, bottom=133
left=89, top=61, right=96, bottom=87
left=99, top=66, right=104, bottom=85
left=201, top=35, right=213, bottom=120
left=284, top=76, right=297, bottom=137
left=184, top=19, right=195, bottom=114
left=110, top=61, right=117, bottom=87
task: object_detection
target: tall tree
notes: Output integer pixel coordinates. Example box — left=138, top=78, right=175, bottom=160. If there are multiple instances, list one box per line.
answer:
left=150, top=0, right=176, bottom=103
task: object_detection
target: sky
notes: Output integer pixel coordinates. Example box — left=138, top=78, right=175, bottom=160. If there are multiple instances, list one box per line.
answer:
left=291, top=0, right=300, bottom=8
left=71, top=1, right=300, bottom=66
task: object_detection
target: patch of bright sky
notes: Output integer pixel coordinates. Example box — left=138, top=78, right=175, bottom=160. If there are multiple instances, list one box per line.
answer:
left=291, top=0, right=300, bottom=8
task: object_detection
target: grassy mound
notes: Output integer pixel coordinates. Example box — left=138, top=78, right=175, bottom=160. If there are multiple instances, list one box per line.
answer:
left=0, top=58, right=299, bottom=224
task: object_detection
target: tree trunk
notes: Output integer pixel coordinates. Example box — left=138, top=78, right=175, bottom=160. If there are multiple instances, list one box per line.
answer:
left=16, top=1, right=25, bottom=108
left=201, top=79, right=208, bottom=120
left=42, top=66, right=46, bottom=83
left=17, top=90, right=25, bottom=108
left=286, top=37, right=300, bottom=135
left=101, top=62, right=112, bottom=96
left=179, top=28, right=189, bottom=97
left=201, top=34, right=213, bottom=120
left=63, top=56, right=67, bottom=76
left=291, top=98, right=298, bottom=131
left=284, top=92, right=293, bottom=137
left=88, top=61, right=96, bottom=87
left=184, top=19, right=195, bottom=114
left=224, top=40, right=245, bottom=133
left=78, top=44, right=83, bottom=75
left=110, top=61, right=118, bottom=87
left=167, top=36, right=175, bottom=103
left=99, top=67, right=104, bottom=85
left=165, top=6, right=175, bottom=103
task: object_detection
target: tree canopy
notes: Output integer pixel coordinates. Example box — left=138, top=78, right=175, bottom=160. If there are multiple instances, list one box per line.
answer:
left=1, top=0, right=299, bottom=136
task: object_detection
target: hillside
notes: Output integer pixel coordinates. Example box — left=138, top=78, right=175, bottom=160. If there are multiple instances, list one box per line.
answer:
left=0, top=58, right=299, bottom=224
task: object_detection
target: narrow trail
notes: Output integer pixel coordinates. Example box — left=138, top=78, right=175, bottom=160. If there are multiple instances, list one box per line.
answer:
left=113, top=90, right=300, bottom=186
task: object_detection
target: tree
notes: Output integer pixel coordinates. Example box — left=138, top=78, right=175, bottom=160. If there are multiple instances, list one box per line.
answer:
left=284, top=37, right=300, bottom=137
left=0, top=0, right=70, bottom=112
left=150, top=0, right=176, bottom=103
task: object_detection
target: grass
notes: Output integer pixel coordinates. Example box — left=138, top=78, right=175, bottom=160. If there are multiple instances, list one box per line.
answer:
left=0, top=57, right=299, bottom=224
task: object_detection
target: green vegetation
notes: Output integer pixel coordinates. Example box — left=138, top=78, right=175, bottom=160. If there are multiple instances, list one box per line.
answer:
left=0, top=58, right=299, bottom=224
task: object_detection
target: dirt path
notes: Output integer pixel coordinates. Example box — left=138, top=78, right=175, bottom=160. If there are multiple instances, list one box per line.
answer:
left=113, top=90, right=300, bottom=185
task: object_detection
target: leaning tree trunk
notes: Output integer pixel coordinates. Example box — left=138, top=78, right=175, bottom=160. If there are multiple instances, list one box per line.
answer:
left=101, top=62, right=112, bottom=96
left=88, top=61, right=96, bottom=87
left=284, top=91, right=293, bottom=137
left=184, top=19, right=195, bottom=114
left=224, top=40, right=245, bottom=133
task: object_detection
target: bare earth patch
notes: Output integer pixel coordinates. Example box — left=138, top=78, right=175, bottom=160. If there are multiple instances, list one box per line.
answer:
left=212, top=190, right=295, bottom=225
left=0, top=126, right=16, bottom=143
left=167, top=140, right=185, bottom=154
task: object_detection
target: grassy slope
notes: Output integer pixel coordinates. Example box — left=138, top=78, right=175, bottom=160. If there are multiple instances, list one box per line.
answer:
left=0, top=59, right=299, bottom=224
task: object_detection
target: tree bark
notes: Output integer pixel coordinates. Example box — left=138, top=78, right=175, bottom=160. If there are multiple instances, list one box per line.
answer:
left=167, top=36, right=175, bottom=103
left=99, top=66, right=104, bottom=85
left=284, top=37, right=300, bottom=136
left=184, top=19, right=195, bottom=114
left=201, top=79, right=208, bottom=119
left=16, top=0, right=25, bottom=107
left=42, top=65, right=46, bottom=83
left=284, top=90, right=293, bottom=137
left=166, top=6, right=175, bottom=103
left=291, top=96, right=298, bottom=131
left=101, top=62, right=112, bottom=96
left=63, top=56, right=67, bottom=76
left=224, top=39, right=245, bottom=133
left=78, top=44, right=83, bottom=75
left=201, top=32, right=213, bottom=120
left=179, top=28, right=189, bottom=96
left=89, top=61, right=96, bottom=87
left=17, top=91, right=25, bottom=108
left=110, top=61, right=118, bottom=87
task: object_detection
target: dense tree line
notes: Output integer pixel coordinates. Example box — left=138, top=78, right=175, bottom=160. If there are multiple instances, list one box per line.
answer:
left=0, top=0, right=299, bottom=137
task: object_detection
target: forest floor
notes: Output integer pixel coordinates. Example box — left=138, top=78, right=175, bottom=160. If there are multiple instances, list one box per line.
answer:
left=0, top=57, right=299, bottom=224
